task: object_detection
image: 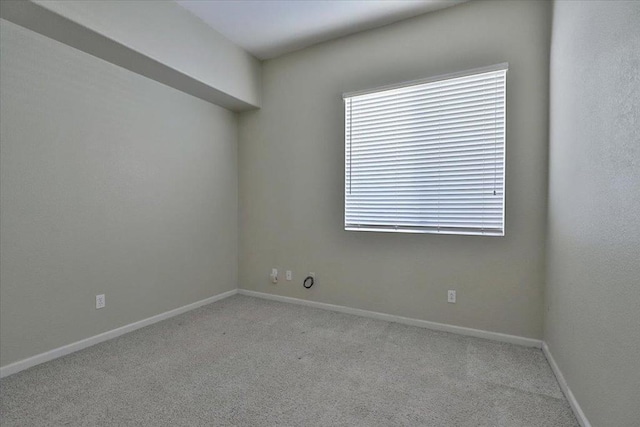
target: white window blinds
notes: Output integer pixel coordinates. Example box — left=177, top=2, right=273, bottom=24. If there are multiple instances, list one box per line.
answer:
left=344, top=64, right=507, bottom=236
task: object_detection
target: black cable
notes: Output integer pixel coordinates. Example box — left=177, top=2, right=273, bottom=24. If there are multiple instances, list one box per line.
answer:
left=303, top=276, right=314, bottom=289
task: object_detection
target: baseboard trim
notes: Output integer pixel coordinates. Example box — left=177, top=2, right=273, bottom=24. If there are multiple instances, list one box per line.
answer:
left=542, top=342, right=592, bottom=427
left=238, top=289, right=542, bottom=348
left=0, top=289, right=238, bottom=378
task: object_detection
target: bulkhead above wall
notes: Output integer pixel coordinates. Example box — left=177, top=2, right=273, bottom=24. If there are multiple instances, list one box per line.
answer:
left=0, top=0, right=262, bottom=112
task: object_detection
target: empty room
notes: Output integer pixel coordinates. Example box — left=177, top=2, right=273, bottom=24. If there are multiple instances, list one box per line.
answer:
left=0, top=0, right=638, bottom=425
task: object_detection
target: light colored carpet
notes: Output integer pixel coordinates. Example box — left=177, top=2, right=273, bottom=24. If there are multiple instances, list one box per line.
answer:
left=0, top=295, right=578, bottom=426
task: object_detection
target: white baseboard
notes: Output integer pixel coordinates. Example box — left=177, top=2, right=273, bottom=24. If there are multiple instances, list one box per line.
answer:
left=0, top=289, right=238, bottom=379
left=237, top=289, right=542, bottom=348
left=542, top=342, right=592, bottom=427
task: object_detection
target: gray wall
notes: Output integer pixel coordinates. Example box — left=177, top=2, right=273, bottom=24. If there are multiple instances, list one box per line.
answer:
left=239, top=0, right=551, bottom=339
left=545, top=1, right=640, bottom=426
left=0, top=19, right=238, bottom=366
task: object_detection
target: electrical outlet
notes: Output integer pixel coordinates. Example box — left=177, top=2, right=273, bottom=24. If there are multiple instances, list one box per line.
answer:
left=270, top=268, right=278, bottom=284
left=447, top=290, right=456, bottom=304
left=286, top=270, right=292, bottom=281
left=96, top=294, right=105, bottom=309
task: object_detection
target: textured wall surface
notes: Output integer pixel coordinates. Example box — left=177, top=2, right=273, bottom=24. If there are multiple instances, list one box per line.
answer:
left=545, top=1, right=640, bottom=426
left=0, top=19, right=238, bottom=366
left=239, top=0, right=551, bottom=339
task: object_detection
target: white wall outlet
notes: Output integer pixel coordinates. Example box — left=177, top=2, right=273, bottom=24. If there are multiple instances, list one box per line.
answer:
left=447, top=290, right=456, bottom=303
left=270, top=268, right=278, bottom=284
left=96, top=294, right=106, bottom=309
left=286, top=270, right=292, bottom=281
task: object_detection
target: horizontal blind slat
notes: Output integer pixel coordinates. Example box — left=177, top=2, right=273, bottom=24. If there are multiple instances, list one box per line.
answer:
left=349, top=134, right=504, bottom=151
left=350, top=124, right=504, bottom=142
left=349, top=100, right=504, bottom=127
left=349, top=92, right=505, bottom=120
left=349, top=129, right=504, bottom=146
left=350, top=117, right=504, bottom=138
left=348, top=148, right=503, bottom=163
left=348, top=167, right=504, bottom=178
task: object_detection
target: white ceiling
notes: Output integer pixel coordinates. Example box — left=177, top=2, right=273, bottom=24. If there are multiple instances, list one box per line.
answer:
left=176, top=0, right=467, bottom=60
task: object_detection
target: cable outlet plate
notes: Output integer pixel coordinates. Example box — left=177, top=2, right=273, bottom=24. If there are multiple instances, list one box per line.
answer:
left=96, top=294, right=105, bottom=309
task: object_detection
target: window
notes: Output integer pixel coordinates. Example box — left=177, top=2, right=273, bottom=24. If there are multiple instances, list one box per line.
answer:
left=344, top=64, right=507, bottom=236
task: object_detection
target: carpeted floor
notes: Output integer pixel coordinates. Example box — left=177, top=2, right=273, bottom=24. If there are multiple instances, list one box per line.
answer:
left=0, top=295, right=578, bottom=426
